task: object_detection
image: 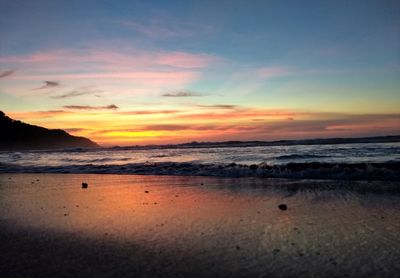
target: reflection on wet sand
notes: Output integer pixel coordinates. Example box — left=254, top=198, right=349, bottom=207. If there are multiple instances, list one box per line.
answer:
left=0, top=174, right=399, bottom=277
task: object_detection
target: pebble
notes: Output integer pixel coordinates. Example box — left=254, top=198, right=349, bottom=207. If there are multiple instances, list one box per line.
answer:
left=278, top=204, right=287, bottom=210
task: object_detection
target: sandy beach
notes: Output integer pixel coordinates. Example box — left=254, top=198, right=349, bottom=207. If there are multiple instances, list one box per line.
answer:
left=1, top=174, right=399, bottom=277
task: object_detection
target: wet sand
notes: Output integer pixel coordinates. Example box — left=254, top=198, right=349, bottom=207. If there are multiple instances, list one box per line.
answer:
left=0, top=174, right=399, bottom=277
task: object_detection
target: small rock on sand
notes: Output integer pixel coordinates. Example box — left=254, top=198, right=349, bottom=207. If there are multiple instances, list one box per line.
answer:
left=145, top=190, right=149, bottom=193
left=278, top=204, right=287, bottom=210
left=81, top=182, right=88, bottom=189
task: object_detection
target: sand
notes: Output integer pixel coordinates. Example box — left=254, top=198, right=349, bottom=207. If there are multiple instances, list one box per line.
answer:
left=0, top=174, right=399, bottom=277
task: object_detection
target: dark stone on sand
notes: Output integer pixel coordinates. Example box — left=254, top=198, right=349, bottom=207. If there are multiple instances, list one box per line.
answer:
left=278, top=204, right=287, bottom=210
left=249, top=164, right=258, bottom=170
left=145, top=190, right=149, bottom=193
left=81, top=182, right=88, bottom=189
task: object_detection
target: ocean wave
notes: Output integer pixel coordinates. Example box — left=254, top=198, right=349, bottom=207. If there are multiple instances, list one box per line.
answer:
left=60, top=157, right=131, bottom=163
left=1, top=161, right=399, bottom=181
left=275, top=154, right=328, bottom=160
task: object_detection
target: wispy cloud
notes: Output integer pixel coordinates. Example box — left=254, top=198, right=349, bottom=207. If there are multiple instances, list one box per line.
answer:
left=117, top=110, right=180, bottom=115
left=34, top=80, right=60, bottom=90
left=64, top=128, right=87, bottom=133
left=52, top=91, right=93, bottom=99
left=120, top=20, right=187, bottom=38
left=0, top=70, right=14, bottom=78
left=9, top=110, right=72, bottom=119
left=0, top=47, right=216, bottom=96
left=63, top=104, right=119, bottom=110
left=51, top=88, right=103, bottom=99
left=162, top=91, right=201, bottom=97
left=0, top=48, right=216, bottom=70
left=119, top=19, right=212, bottom=39
left=19, top=72, right=200, bottom=88
left=195, top=104, right=238, bottom=109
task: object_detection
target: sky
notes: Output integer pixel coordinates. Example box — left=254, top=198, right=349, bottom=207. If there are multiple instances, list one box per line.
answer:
left=0, top=0, right=399, bottom=146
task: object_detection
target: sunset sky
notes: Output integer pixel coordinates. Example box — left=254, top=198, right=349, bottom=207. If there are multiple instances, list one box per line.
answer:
left=0, top=0, right=399, bottom=146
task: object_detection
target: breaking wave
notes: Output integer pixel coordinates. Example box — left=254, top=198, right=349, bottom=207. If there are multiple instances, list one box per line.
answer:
left=1, top=161, right=399, bottom=181
left=275, top=154, right=328, bottom=160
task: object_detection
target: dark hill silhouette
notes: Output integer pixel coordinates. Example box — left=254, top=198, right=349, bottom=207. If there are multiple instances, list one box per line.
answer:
left=0, top=111, right=99, bottom=150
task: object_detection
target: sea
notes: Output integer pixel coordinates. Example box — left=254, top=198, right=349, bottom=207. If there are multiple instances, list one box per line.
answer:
left=1, top=142, right=399, bottom=181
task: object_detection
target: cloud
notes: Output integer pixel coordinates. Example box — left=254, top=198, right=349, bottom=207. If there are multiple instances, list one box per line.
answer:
left=64, top=128, right=87, bottom=133
left=162, top=91, right=201, bottom=97
left=63, top=104, right=119, bottom=110
left=157, top=52, right=215, bottom=68
left=51, top=88, right=103, bottom=99
left=9, top=110, right=72, bottom=119
left=0, top=70, right=14, bottom=78
left=95, top=124, right=255, bottom=134
left=21, top=71, right=199, bottom=88
left=0, top=48, right=216, bottom=70
left=120, top=20, right=187, bottom=38
left=195, top=104, right=238, bottom=109
left=119, top=19, right=212, bottom=40
left=34, top=80, right=60, bottom=90
left=117, top=110, right=180, bottom=115
left=176, top=108, right=297, bottom=121
left=0, top=47, right=215, bottom=94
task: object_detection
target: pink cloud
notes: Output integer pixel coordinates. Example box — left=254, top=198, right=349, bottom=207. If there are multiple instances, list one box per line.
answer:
left=0, top=48, right=215, bottom=70
left=0, top=47, right=213, bottom=87
left=15, top=71, right=199, bottom=87
left=157, top=52, right=215, bottom=68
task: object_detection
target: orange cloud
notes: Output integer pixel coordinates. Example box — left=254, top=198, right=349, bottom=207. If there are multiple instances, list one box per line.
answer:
left=9, top=110, right=73, bottom=119
left=6, top=107, right=400, bottom=146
